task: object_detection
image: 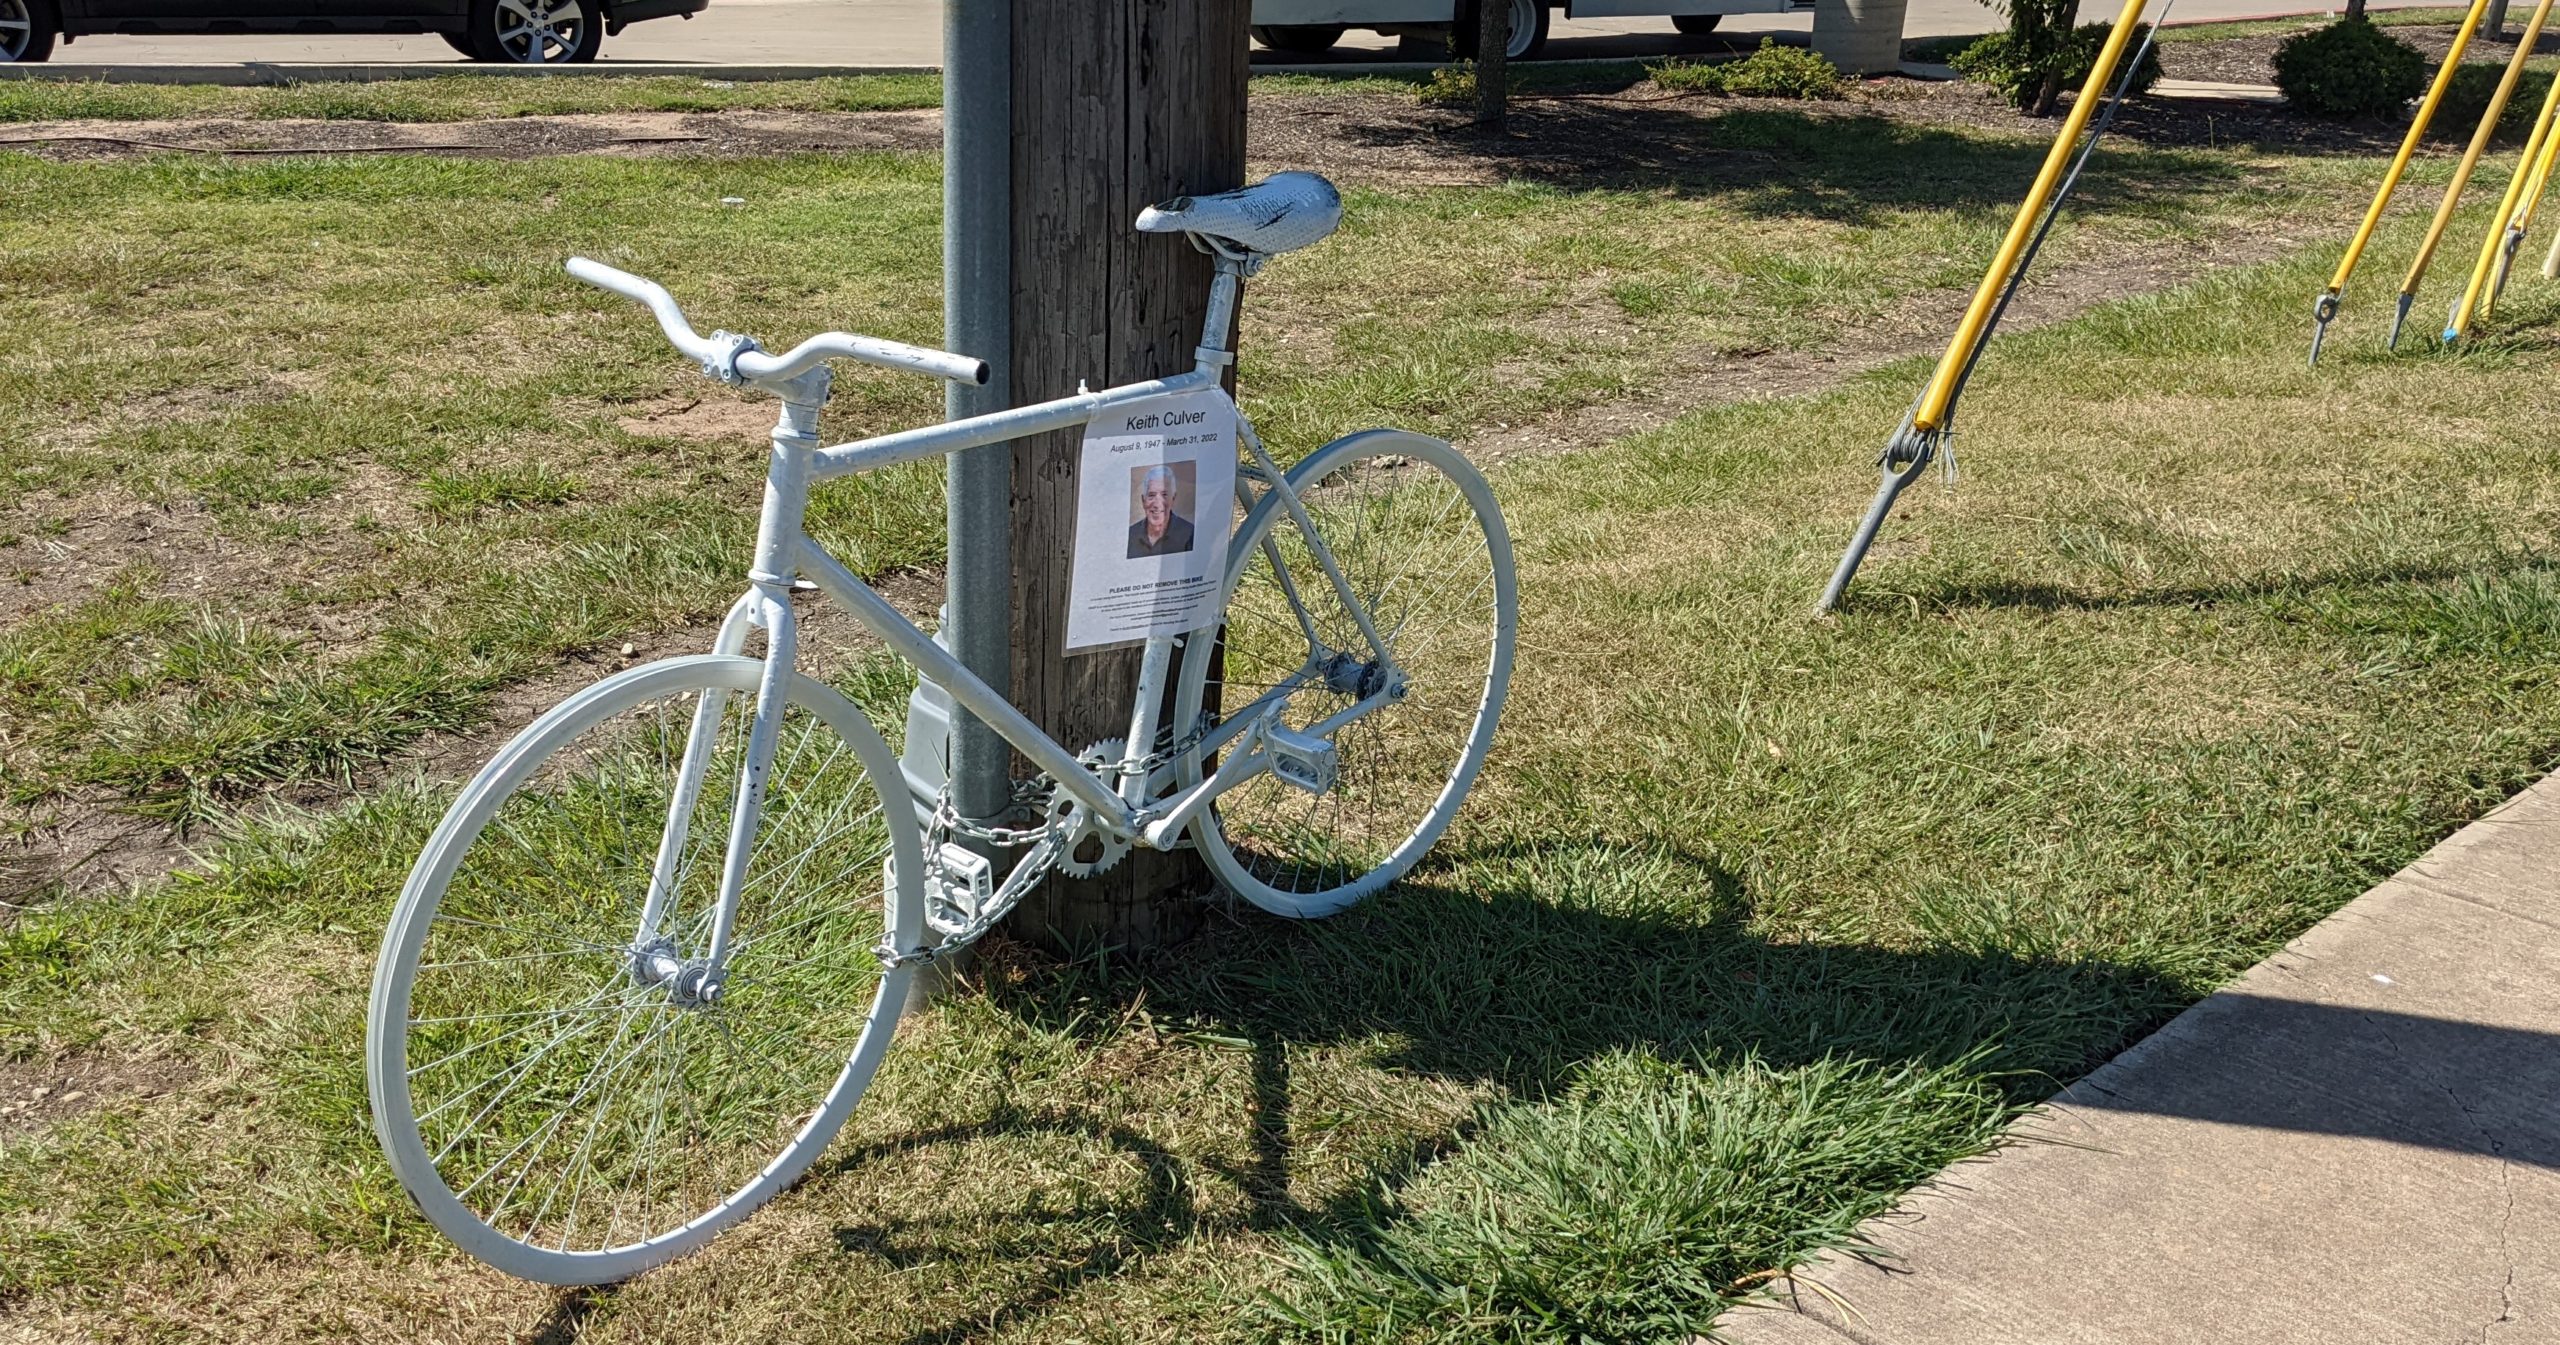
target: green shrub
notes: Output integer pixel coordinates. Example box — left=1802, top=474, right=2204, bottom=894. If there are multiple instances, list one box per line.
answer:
left=1951, top=22, right=2163, bottom=110
left=1718, top=38, right=1846, bottom=99
left=1419, top=60, right=1478, bottom=108
left=2272, top=19, right=2428, bottom=118
left=1647, top=41, right=1844, bottom=99
left=1904, top=33, right=1975, bottom=64
left=2434, top=63, right=2555, bottom=144
left=1649, top=57, right=1727, bottom=94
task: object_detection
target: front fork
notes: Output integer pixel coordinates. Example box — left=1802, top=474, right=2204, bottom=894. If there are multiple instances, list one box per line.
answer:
left=630, top=373, right=830, bottom=1003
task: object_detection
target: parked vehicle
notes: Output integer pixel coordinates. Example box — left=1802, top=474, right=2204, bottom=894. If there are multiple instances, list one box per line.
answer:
left=0, top=0, right=709, bottom=64
left=1251, top=0, right=1812, bottom=61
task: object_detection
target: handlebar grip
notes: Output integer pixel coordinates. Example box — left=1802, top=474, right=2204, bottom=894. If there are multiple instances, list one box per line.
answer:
left=832, top=337, right=991, bottom=387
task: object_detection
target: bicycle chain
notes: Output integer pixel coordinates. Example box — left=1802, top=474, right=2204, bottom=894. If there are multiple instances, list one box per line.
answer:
left=873, top=714, right=1225, bottom=970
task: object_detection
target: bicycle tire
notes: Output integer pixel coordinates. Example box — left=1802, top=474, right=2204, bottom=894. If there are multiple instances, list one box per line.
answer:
left=1172, top=431, right=1517, bottom=918
left=368, top=654, right=922, bottom=1285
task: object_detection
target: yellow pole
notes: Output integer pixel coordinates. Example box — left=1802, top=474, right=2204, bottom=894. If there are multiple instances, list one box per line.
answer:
left=1913, top=0, right=2150, bottom=432
left=2543, top=188, right=2560, bottom=276
left=2394, top=0, right=2560, bottom=347
left=2482, top=105, right=2560, bottom=315
left=2308, top=0, right=2498, bottom=364
left=2451, top=51, right=2560, bottom=339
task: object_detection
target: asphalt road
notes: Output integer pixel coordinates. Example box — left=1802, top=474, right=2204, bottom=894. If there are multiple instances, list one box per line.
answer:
left=48, top=0, right=2441, bottom=67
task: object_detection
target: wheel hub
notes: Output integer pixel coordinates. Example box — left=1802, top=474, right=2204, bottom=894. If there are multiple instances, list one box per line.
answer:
left=630, top=937, right=722, bottom=1007
left=0, top=0, right=31, bottom=62
left=498, top=0, right=583, bottom=61
left=1318, top=650, right=1389, bottom=699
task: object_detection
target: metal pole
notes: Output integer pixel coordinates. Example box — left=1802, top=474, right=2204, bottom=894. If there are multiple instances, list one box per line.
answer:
left=945, top=0, right=1013, bottom=841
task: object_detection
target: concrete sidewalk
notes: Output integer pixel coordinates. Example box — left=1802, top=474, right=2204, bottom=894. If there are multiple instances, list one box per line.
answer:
left=1722, top=771, right=2560, bottom=1345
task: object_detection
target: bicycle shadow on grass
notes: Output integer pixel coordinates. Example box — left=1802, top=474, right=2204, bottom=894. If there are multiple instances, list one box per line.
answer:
left=801, top=834, right=2204, bottom=1341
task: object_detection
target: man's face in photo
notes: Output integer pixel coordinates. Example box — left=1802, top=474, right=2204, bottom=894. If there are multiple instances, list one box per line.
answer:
left=1143, top=475, right=1176, bottom=529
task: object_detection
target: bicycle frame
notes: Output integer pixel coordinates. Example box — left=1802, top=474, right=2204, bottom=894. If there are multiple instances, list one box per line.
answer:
left=619, top=252, right=1404, bottom=981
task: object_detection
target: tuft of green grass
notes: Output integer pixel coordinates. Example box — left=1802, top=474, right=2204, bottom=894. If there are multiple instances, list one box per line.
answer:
left=1264, top=1052, right=2007, bottom=1341
left=420, top=461, right=579, bottom=518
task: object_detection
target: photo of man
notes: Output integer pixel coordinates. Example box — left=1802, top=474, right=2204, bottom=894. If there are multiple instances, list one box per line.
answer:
left=1126, top=463, right=1196, bottom=559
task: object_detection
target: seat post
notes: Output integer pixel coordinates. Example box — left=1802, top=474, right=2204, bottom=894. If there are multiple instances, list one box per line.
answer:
left=1193, top=252, right=1251, bottom=375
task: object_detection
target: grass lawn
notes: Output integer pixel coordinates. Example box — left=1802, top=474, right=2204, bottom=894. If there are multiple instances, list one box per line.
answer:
left=5, top=93, right=2560, bottom=1342
left=0, top=73, right=948, bottom=123
left=0, top=68, right=1631, bottom=125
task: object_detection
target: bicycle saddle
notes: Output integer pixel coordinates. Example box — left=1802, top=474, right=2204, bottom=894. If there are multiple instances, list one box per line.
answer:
left=1135, top=172, right=1342, bottom=257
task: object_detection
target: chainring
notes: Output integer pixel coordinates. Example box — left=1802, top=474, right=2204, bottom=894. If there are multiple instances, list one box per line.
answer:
left=1052, top=738, right=1135, bottom=877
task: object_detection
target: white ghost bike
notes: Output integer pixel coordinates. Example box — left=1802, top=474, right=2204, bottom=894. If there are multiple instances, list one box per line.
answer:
left=365, top=173, right=1518, bottom=1285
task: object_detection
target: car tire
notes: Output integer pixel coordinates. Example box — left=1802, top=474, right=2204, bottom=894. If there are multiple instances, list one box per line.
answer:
left=1251, top=24, right=1348, bottom=55
left=1, top=0, right=58, bottom=63
left=440, top=32, right=478, bottom=58
left=466, top=0, right=604, bottom=63
left=1672, top=13, right=1722, bottom=34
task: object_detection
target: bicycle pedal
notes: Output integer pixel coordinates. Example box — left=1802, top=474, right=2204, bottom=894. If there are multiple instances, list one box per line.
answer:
left=915, top=842, right=995, bottom=937
left=1262, top=722, right=1339, bottom=795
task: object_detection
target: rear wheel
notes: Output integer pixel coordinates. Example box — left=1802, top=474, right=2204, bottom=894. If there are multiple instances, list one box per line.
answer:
left=1672, top=13, right=1724, bottom=34
left=0, top=0, right=57, bottom=63
left=441, top=31, right=479, bottom=58
left=1175, top=432, right=1517, bottom=919
left=467, top=0, right=603, bottom=63
left=1251, top=23, right=1347, bottom=54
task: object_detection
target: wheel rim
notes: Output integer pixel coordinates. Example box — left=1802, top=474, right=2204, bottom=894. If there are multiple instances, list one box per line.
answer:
left=0, top=0, right=34, bottom=62
left=1202, top=440, right=1512, bottom=907
left=379, top=665, right=903, bottom=1266
left=1508, top=0, right=1538, bottom=59
left=494, top=0, right=586, bottom=63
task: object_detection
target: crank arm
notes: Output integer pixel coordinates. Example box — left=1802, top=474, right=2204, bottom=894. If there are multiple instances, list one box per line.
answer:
left=1140, top=732, right=1274, bottom=850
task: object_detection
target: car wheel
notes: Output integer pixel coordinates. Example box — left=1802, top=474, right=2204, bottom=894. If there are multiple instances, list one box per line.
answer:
left=467, top=0, right=603, bottom=64
left=1250, top=24, right=1348, bottom=55
left=1672, top=13, right=1722, bottom=34
left=1451, top=0, right=1550, bottom=62
left=0, top=0, right=58, bottom=63
left=440, top=32, right=478, bottom=58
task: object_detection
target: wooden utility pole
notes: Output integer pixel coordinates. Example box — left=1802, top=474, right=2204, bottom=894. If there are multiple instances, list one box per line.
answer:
left=1002, top=0, right=1249, bottom=953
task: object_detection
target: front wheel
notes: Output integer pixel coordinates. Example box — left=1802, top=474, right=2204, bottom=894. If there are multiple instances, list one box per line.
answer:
left=1672, top=13, right=1723, bottom=35
left=1175, top=432, right=1517, bottom=919
left=368, top=654, right=923, bottom=1284
left=467, top=0, right=603, bottom=63
left=0, top=0, right=58, bottom=62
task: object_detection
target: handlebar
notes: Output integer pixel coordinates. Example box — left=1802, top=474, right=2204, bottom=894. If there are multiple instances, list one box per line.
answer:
left=567, top=256, right=990, bottom=388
